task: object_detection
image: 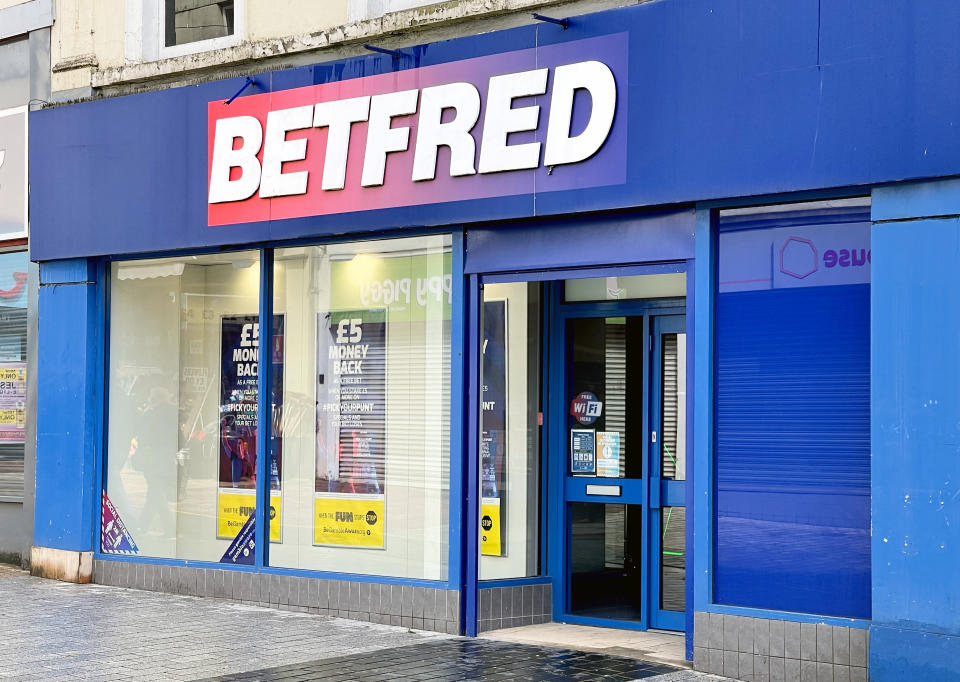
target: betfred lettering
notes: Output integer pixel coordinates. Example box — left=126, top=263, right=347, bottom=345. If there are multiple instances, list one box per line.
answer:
left=208, top=60, right=616, bottom=205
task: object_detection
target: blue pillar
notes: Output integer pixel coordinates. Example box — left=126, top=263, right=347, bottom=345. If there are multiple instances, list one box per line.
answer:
left=870, top=180, right=960, bottom=681
left=33, top=259, right=102, bottom=553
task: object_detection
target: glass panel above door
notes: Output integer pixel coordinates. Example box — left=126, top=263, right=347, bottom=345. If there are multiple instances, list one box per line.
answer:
left=567, top=316, right=643, bottom=479
left=564, top=273, right=686, bottom=302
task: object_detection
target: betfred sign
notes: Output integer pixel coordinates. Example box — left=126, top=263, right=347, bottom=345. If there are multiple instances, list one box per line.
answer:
left=207, top=34, right=627, bottom=226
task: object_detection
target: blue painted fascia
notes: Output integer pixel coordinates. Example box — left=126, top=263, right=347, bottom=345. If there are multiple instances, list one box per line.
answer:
left=872, top=177, right=960, bottom=222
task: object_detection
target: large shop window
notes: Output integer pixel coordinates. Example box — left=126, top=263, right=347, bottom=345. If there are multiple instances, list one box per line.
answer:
left=714, top=200, right=871, bottom=619
left=105, top=252, right=261, bottom=560
left=0, top=251, right=28, bottom=501
left=272, top=235, right=451, bottom=580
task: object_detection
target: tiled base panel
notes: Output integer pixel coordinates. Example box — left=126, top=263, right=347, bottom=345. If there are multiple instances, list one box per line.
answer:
left=477, top=583, right=552, bottom=633
left=694, top=612, right=869, bottom=682
left=92, top=560, right=461, bottom=635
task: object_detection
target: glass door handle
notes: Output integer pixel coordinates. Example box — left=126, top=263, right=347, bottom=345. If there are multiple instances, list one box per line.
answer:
left=651, top=431, right=657, bottom=443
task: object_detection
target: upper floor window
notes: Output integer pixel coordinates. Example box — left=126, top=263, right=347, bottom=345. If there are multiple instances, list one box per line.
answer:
left=165, top=0, right=234, bottom=47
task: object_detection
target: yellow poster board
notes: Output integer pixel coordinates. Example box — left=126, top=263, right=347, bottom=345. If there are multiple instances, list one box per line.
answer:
left=217, top=489, right=282, bottom=542
left=314, top=494, right=385, bottom=548
left=480, top=498, right=502, bottom=556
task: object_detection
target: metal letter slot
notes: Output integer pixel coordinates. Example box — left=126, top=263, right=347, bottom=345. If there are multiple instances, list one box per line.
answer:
left=586, top=484, right=621, bottom=497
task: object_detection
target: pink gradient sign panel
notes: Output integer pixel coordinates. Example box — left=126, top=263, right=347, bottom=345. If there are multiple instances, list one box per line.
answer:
left=207, top=34, right=628, bottom=227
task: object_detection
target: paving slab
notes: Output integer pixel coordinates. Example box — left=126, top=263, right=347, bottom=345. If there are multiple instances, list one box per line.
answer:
left=0, top=564, right=735, bottom=681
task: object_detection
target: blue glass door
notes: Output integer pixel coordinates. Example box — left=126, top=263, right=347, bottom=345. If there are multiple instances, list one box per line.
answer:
left=550, top=294, right=686, bottom=632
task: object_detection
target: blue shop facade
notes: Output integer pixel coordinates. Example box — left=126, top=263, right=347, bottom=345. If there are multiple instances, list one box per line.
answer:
left=28, top=3, right=960, bottom=680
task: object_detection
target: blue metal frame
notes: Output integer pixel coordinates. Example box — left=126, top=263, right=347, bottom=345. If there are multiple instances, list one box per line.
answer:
left=649, top=314, right=686, bottom=632
left=256, top=248, right=273, bottom=568
left=449, top=230, right=467, bottom=598
left=463, top=273, right=482, bottom=635
left=549, top=283, right=686, bottom=632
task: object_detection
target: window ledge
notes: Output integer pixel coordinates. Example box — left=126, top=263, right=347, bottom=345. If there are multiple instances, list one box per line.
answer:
left=91, top=0, right=606, bottom=89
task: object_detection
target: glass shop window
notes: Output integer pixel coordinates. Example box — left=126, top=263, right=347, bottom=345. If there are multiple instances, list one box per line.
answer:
left=714, top=198, right=871, bottom=619
left=104, top=252, right=261, bottom=560
left=0, top=251, right=28, bottom=501
left=270, top=235, right=451, bottom=580
left=479, top=282, right=542, bottom=579
left=165, top=0, right=235, bottom=47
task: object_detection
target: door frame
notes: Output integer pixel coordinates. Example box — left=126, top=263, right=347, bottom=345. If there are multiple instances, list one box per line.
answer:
left=546, top=282, right=686, bottom=631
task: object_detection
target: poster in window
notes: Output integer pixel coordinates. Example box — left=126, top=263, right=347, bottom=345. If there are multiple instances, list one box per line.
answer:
left=217, top=314, right=284, bottom=542
left=0, top=362, right=25, bottom=444
left=481, top=299, right=507, bottom=556
left=314, top=309, right=387, bottom=548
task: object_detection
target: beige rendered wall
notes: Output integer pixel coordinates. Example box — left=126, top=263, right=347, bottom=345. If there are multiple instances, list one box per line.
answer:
left=246, top=0, right=348, bottom=41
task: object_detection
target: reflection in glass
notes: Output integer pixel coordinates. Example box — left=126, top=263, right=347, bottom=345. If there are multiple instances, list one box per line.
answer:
left=570, top=502, right=643, bottom=621
left=567, top=317, right=644, bottom=479
left=271, top=235, right=451, bottom=580
left=106, top=252, right=261, bottom=560
left=660, top=333, right=686, bottom=481
left=661, top=506, right=685, bottom=611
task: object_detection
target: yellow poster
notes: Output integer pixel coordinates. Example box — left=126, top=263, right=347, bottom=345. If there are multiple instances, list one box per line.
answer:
left=480, top=498, right=502, bottom=556
left=217, top=489, right=282, bottom=542
left=314, top=494, right=385, bottom=548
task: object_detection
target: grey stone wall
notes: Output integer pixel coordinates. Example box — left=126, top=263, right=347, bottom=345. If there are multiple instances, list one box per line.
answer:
left=694, top=612, right=869, bottom=681
left=93, top=560, right=461, bottom=635
left=477, top=583, right=552, bottom=633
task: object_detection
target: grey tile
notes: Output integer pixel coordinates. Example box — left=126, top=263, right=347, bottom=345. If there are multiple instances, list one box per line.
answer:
left=358, top=582, right=371, bottom=613
left=800, top=659, right=817, bottom=682
left=770, top=619, right=785, bottom=658
left=327, top=580, right=340, bottom=610
left=532, top=584, right=544, bottom=617
left=694, top=646, right=709, bottom=672
left=401, top=585, right=413, bottom=617
left=770, top=656, right=785, bottom=682
left=739, top=652, right=754, bottom=681
left=512, top=587, right=522, bottom=620
left=501, top=587, right=514, bottom=618
left=694, top=611, right=708, bottom=649
left=317, top=579, right=329, bottom=609
left=423, top=587, right=437, bottom=620
left=755, top=617, right=770, bottom=655
left=480, top=589, right=491, bottom=620
left=723, top=650, right=739, bottom=679
left=391, top=584, right=403, bottom=616
left=413, top=586, right=425, bottom=618
left=268, top=573, right=281, bottom=603
left=340, top=580, right=351, bottom=612
left=349, top=581, right=360, bottom=611
left=390, top=615, right=401, bottom=626
left=800, top=623, right=817, bottom=661
left=850, top=666, right=866, bottom=682
left=834, top=665, right=850, bottom=682
left=446, top=619, right=460, bottom=635
left=784, top=658, right=801, bottom=682
left=706, top=649, right=724, bottom=676
left=849, top=628, right=867, bottom=667
left=490, top=588, right=502, bottom=620
left=709, top=612, right=724, bottom=650
left=447, top=590, right=459, bottom=622
left=785, top=621, right=801, bottom=660
left=522, top=585, right=533, bottom=617
left=412, top=617, right=423, bottom=630
left=816, top=662, right=832, bottom=682
left=739, top=617, right=755, bottom=653
left=833, top=626, right=850, bottom=665
left=724, top=615, right=739, bottom=651
left=401, top=616, right=412, bottom=628
left=543, top=583, right=552, bottom=615
left=424, top=617, right=436, bottom=631
left=816, top=624, right=833, bottom=663
left=755, top=654, right=770, bottom=682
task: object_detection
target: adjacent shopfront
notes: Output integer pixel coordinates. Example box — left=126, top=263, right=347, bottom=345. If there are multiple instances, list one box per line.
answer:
left=28, top=3, right=960, bottom=679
